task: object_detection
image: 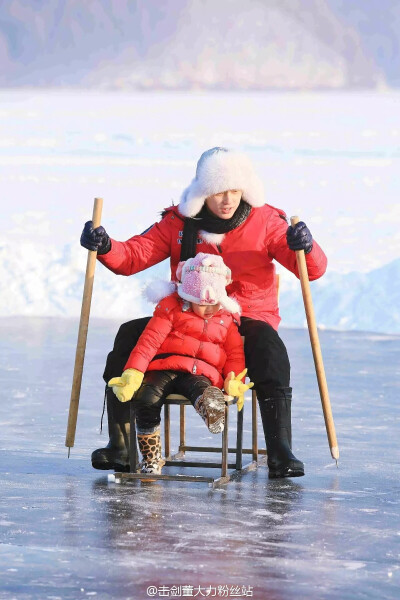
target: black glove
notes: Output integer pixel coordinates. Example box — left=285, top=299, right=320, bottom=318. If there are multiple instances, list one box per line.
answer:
left=80, top=221, right=111, bottom=255
left=286, top=221, right=313, bottom=254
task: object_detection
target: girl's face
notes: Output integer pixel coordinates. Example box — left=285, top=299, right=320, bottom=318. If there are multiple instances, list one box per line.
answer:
left=205, top=189, right=242, bottom=220
left=191, top=303, right=220, bottom=319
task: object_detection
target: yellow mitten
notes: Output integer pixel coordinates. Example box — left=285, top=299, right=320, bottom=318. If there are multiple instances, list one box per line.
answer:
left=224, top=368, right=254, bottom=411
left=108, top=368, right=144, bottom=403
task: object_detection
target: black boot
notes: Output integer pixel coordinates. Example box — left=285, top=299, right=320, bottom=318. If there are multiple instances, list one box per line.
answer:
left=91, top=387, right=130, bottom=471
left=258, top=387, right=305, bottom=478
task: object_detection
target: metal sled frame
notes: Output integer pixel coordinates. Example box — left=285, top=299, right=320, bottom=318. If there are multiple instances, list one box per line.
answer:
left=113, top=390, right=267, bottom=488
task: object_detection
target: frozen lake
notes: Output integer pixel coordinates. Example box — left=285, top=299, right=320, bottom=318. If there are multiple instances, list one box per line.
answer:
left=0, top=316, right=399, bottom=599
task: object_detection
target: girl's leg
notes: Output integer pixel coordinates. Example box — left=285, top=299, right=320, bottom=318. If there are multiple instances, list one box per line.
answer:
left=134, top=370, right=178, bottom=474
left=174, top=373, right=210, bottom=406
left=134, top=370, right=178, bottom=433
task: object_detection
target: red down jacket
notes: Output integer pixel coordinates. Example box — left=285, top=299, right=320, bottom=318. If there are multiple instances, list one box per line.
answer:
left=124, top=292, right=245, bottom=388
left=98, top=204, right=327, bottom=330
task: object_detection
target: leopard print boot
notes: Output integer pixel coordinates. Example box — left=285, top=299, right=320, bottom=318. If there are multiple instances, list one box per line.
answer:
left=137, top=428, right=165, bottom=474
left=194, top=386, right=226, bottom=434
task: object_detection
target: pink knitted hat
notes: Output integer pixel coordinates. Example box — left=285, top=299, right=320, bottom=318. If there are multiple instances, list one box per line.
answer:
left=176, top=253, right=241, bottom=314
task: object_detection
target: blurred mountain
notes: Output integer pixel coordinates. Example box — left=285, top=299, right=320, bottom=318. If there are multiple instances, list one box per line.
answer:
left=0, top=0, right=398, bottom=90
left=278, top=258, right=400, bottom=334
left=0, top=238, right=170, bottom=321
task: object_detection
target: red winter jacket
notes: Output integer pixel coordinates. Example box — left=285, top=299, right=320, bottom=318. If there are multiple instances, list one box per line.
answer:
left=124, top=292, right=245, bottom=388
left=98, top=204, right=327, bottom=330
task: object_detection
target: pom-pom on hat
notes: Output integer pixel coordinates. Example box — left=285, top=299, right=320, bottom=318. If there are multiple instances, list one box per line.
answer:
left=179, top=147, right=265, bottom=218
left=176, top=252, right=241, bottom=315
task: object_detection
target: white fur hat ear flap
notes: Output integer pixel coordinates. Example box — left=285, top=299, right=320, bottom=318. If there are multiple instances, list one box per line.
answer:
left=179, top=179, right=205, bottom=219
left=144, top=280, right=177, bottom=304
left=179, top=147, right=265, bottom=218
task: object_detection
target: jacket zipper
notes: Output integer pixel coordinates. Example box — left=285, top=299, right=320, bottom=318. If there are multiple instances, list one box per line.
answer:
left=192, top=318, right=208, bottom=374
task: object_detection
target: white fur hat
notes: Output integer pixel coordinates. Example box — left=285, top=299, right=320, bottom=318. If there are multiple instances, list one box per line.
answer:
left=178, top=147, right=265, bottom=218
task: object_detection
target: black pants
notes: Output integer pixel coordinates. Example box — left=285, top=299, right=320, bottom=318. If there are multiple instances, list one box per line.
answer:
left=103, top=316, right=290, bottom=401
left=134, top=370, right=211, bottom=433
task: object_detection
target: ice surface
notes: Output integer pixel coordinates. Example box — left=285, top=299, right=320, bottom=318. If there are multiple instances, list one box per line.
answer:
left=0, top=317, right=399, bottom=599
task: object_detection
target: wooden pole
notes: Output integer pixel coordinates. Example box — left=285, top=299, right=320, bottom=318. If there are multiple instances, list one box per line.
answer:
left=65, top=198, right=103, bottom=454
left=290, top=216, right=339, bottom=463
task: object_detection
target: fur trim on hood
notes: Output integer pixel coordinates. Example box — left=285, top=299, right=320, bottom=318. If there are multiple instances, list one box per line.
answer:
left=144, top=280, right=177, bottom=304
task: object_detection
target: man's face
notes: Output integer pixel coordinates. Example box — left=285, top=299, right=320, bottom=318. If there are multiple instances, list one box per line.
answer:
left=205, top=190, right=242, bottom=220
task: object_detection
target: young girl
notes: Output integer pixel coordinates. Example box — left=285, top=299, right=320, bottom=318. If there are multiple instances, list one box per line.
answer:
left=108, top=252, right=253, bottom=474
